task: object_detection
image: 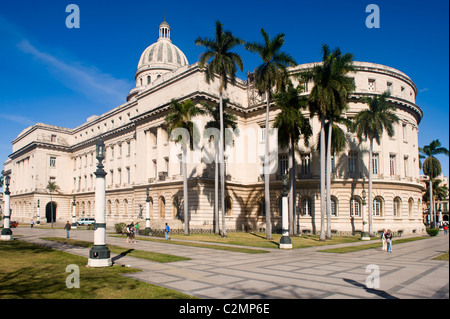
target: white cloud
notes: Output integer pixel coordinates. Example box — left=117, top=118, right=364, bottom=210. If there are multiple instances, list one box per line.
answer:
left=16, top=39, right=133, bottom=105
left=419, top=88, right=429, bottom=93
left=0, top=113, right=34, bottom=126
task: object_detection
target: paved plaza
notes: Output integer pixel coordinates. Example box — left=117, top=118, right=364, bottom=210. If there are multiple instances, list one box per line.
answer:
left=10, top=227, right=449, bottom=299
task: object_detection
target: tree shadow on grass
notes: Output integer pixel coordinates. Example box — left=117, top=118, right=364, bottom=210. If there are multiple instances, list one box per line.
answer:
left=249, top=232, right=280, bottom=248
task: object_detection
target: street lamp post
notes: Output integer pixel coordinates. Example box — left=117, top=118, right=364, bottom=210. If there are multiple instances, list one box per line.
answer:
left=361, top=189, right=370, bottom=240
left=71, top=196, right=77, bottom=229
left=88, top=137, right=112, bottom=267
left=145, top=187, right=151, bottom=231
left=279, top=174, right=292, bottom=249
left=36, top=199, right=40, bottom=224
left=1, top=175, right=13, bottom=240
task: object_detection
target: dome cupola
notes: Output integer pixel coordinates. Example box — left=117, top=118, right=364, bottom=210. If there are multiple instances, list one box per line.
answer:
left=127, top=19, right=189, bottom=101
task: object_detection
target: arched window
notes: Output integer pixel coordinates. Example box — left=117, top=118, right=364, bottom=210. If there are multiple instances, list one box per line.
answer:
left=225, top=196, right=233, bottom=216
left=373, top=197, right=382, bottom=216
left=172, top=195, right=180, bottom=220
left=393, top=197, right=401, bottom=217
left=301, top=197, right=312, bottom=216
left=123, top=199, right=128, bottom=217
left=107, top=200, right=112, bottom=215
left=113, top=200, right=118, bottom=216
left=331, top=197, right=338, bottom=217
left=408, top=198, right=414, bottom=217
left=350, top=198, right=360, bottom=217
left=159, top=196, right=166, bottom=218
left=147, top=75, right=151, bottom=85
left=258, top=197, right=265, bottom=216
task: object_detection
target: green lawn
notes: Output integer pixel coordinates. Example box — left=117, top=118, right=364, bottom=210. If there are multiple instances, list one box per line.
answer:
left=318, top=236, right=429, bottom=253
left=0, top=240, right=196, bottom=299
left=432, top=252, right=449, bottom=261
left=42, top=237, right=191, bottom=263
left=155, top=232, right=362, bottom=249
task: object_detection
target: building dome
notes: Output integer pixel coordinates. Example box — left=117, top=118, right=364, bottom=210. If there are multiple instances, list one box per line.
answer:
left=127, top=20, right=189, bottom=101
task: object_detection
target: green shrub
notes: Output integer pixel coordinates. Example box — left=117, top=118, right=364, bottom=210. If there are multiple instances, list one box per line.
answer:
left=114, top=222, right=126, bottom=234
left=426, top=228, right=439, bottom=236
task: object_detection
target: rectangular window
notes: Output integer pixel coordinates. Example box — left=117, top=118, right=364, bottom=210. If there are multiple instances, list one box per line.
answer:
left=126, top=167, right=130, bottom=184
left=372, top=153, right=379, bottom=175
left=387, top=82, right=392, bottom=94
left=401, top=86, right=405, bottom=98
left=279, top=155, right=288, bottom=175
left=260, top=127, right=266, bottom=141
left=350, top=198, right=360, bottom=217
left=402, top=123, right=407, bottom=140
left=49, top=157, right=56, bottom=167
left=368, top=79, right=376, bottom=91
left=153, top=160, right=157, bottom=179
left=110, top=170, right=114, bottom=186
left=390, top=154, right=396, bottom=176
left=301, top=153, right=311, bottom=174
left=118, top=168, right=122, bottom=185
left=164, top=157, right=169, bottom=175
left=51, top=134, right=57, bottom=143
left=348, top=152, right=358, bottom=173
left=404, top=156, right=409, bottom=177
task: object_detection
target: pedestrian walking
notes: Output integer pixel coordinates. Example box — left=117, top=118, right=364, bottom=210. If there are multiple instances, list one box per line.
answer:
left=165, top=223, right=171, bottom=240
left=381, top=229, right=387, bottom=251
left=130, top=222, right=136, bottom=243
left=135, top=222, right=140, bottom=236
left=444, top=224, right=448, bottom=235
left=30, top=219, right=34, bottom=229
left=385, top=229, right=393, bottom=253
left=126, top=224, right=131, bottom=244
left=64, top=221, right=71, bottom=238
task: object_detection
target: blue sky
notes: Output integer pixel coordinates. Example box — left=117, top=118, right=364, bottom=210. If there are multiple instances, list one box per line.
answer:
left=0, top=0, right=448, bottom=178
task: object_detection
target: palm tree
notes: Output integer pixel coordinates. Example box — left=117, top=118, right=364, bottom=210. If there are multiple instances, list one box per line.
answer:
left=354, top=91, right=399, bottom=236
left=273, top=82, right=312, bottom=235
left=202, top=99, right=238, bottom=235
left=196, top=20, right=244, bottom=238
left=423, top=178, right=449, bottom=209
left=419, top=139, right=449, bottom=225
left=298, top=44, right=355, bottom=240
left=46, top=180, right=59, bottom=228
left=245, top=28, right=297, bottom=240
left=165, top=98, right=205, bottom=235
left=322, top=114, right=354, bottom=238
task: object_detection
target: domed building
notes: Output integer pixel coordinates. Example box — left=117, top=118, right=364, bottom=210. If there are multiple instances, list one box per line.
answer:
left=3, top=20, right=426, bottom=236
left=127, top=20, right=189, bottom=101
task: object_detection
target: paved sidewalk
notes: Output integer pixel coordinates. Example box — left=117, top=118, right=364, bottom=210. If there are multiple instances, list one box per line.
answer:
left=10, top=227, right=449, bottom=299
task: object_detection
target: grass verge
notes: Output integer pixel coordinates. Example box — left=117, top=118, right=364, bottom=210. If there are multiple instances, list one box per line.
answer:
left=0, top=240, right=196, bottom=299
left=318, top=236, right=429, bottom=253
left=168, top=232, right=362, bottom=249
left=432, top=252, right=449, bottom=261
left=42, top=237, right=191, bottom=263
left=111, top=234, right=270, bottom=254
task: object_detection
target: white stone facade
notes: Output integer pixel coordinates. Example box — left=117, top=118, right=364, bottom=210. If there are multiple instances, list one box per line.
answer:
left=2, top=21, right=425, bottom=235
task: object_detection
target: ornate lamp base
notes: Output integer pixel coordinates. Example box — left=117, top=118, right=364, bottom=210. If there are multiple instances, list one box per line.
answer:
left=88, top=245, right=112, bottom=267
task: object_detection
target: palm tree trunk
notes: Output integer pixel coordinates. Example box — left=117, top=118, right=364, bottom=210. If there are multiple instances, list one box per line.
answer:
left=326, top=118, right=333, bottom=239
left=264, top=90, right=272, bottom=240
left=288, top=136, right=294, bottom=235
left=219, top=92, right=227, bottom=237
left=50, top=192, right=54, bottom=228
left=368, top=139, right=373, bottom=236
left=182, top=145, right=189, bottom=235
left=214, top=141, right=219, bottom=235
left=320, top=118, right=326, bottom=241
left=429, top=178, right=434, bottom=225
